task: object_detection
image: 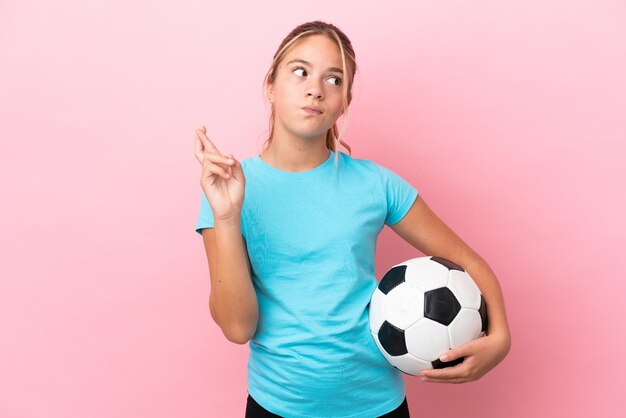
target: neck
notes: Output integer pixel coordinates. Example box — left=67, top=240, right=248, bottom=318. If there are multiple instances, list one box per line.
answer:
left=260, top=123, right=330, bottom=172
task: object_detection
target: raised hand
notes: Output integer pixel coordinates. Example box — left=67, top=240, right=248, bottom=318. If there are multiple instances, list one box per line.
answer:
left=194, top=126, right=245, bottom=222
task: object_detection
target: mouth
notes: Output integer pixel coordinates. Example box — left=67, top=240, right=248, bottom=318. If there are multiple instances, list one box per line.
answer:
left=302, top=106, right=323, bottom=115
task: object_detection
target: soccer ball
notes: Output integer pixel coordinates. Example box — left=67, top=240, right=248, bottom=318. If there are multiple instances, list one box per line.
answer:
left=368, top=256, right=488, bottom=376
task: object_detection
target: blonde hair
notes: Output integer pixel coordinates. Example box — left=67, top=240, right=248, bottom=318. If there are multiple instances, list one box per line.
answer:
left=260, top=21, right=358, bottom=165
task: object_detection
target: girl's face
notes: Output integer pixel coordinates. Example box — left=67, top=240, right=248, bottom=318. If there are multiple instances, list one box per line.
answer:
left=267, top=34, right=346, bottom=141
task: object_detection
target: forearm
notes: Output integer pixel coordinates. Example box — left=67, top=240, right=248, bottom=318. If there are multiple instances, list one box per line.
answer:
left=464, top=257, right=511, bottom=345
left=211, top=219, right=259, bottom=344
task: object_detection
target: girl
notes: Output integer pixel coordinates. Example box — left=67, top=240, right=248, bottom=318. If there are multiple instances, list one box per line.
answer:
left=194, top=21, right=511, bottom=418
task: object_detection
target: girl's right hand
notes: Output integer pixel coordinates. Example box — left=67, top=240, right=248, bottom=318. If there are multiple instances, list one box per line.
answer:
left=194, top=126, right=246, bottom=222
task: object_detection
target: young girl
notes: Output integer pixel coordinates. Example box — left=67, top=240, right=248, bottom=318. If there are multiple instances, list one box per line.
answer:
left=194, top=21, right=511, bottom=418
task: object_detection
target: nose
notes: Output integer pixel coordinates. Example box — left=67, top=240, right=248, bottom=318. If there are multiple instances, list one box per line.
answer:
left=305, top=79, right=324, bottom=100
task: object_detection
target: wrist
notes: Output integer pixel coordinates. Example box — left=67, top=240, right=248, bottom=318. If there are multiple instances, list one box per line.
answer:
left=214, top=215, right=241, bottom=228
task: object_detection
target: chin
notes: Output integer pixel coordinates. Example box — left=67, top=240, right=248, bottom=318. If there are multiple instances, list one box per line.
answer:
left=290, top=125, right=328, bottom=139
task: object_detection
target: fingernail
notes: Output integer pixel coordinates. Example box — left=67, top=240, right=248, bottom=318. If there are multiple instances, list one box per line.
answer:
left=440, top=355, right=448, bottom=361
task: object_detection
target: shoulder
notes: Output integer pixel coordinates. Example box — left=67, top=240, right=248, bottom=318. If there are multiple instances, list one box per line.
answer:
left=241, top=155, right=256, bottom=166
left=341, top=153, right=407, bottom=192
left=336, top=151, right=382, bottom=175
left=238, top=155, right=257, bottom=172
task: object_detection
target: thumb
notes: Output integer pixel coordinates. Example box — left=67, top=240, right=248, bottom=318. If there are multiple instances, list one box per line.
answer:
left=439, top=345, right=464, bottom=363
left=228, top=153, right=243, bottom=175
left=439, top=339, right=476, bottom=363
left=439, top=350, right=453, bottom=362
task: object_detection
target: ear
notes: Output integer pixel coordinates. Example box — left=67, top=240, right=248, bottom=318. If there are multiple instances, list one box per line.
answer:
left=265, top=80, right=275, bottom=103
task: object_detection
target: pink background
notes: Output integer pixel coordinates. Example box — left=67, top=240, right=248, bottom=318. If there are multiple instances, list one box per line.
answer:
left=1, top=1, right=624, bottom=417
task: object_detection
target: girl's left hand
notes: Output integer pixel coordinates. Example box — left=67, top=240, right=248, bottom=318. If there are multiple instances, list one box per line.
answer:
left=419, top=333, right=511, bottom=384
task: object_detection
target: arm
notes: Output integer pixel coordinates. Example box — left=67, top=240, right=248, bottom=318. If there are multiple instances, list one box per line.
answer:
left=202, top=218, right=258, bottom=344
left=390, top=195, right=511, bottom=342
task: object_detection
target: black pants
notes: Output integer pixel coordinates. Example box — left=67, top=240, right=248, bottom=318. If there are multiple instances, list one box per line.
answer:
left=245, top=392, right=410, bottom=418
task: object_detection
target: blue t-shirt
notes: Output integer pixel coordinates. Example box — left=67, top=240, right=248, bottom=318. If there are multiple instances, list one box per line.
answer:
left=195, top=149, right=418, bottom=418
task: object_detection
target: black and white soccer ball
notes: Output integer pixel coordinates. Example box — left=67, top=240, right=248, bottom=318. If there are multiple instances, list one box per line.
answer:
left=369, top=256, right=488, bottom=376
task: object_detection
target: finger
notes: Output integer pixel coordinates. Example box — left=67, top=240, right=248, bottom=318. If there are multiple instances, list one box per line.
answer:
left=421, top=376, right=466, bottom=384
left=226, top=154, right=244, bottom=181
left=425, top=346, right=470, bottom=375
left=202, top=151, right=232, bottom=178
left=194, top=135, right=205, bottom=163
left=194, top=128, right=215, bottom=159
left=225, top=153, right=235, bottom=175
left=228, top=153, right=240, bottom=168
left=203, top=150, right=235, bottom=168
left=203, top=160, right=231, bottom=179
left=421, top=362, right=465, bottom=379
left=196, top=126, right=220, bottom=154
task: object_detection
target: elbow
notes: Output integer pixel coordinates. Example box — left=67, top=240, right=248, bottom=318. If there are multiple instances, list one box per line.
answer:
left=211, top=316, right=253, bottom=344
left=209, top=301, right=258, bottom=345
left=211, top=309, right=257, bottom=345
left=227, top=334, right=251, bottom=345
left=225, top=324, right=256, bottom=345
left=499, top=334, right=511, bottom=352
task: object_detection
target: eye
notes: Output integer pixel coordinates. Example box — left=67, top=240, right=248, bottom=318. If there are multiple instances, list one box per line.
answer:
left=293, top=67, right=307, bottom=77
left=328, top=76, right=342, bottom=87
left=292, top=66, right=343, bottom=87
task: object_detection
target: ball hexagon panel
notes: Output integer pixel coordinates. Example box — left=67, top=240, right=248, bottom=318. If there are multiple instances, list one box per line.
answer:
left=387, top=352, right=431, bottom=376
left=404, top=317, right=450, bottom=362
left=448, top=308, right=483, bottom=348
left=403, top=259, right=449, bottom=292
left=385, top=281, right=424, bottom=329
left=448, top=270, right=482, bottom=310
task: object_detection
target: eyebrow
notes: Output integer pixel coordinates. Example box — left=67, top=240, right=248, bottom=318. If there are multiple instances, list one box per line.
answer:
left=286, top=59, right=343, bottom=75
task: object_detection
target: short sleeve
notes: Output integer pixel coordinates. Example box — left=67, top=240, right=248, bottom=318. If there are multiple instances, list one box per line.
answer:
left=374, top=162, right=419, bottom=226
left=194, top=190, right=214, bottom=235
